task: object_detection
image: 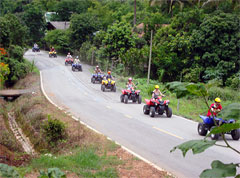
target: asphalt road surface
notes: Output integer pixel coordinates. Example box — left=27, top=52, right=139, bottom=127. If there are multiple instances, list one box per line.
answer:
left=24, top=50, right=240, bottom=178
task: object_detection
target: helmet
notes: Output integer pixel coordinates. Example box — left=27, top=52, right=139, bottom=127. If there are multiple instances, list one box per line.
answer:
left=68, top=52, right=70, bottom=55
left=108, top=71, right=111, bottom=74
left=155, top=85, right=159, bottom=89
left=76, top=56, right=79, bottom=59
left=215, top=97, right=221, bottom=103
left=96, top=65, right=99, bottom=68
left=128, top=78, right=132, bottom=81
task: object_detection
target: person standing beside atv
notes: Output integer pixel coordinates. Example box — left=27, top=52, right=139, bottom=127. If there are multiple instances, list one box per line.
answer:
left=106, top=71, right=113, bottom=80
left=207, top=97, right=222, bottom=117
left=95, top=66, right=102, bottom=73
left=126, top=78, right=136, bottom=89
left=152, top=85, right=165, bottom=99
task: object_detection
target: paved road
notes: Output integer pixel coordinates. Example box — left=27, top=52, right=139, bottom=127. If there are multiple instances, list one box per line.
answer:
left=25, top=50, right=240, bottom=178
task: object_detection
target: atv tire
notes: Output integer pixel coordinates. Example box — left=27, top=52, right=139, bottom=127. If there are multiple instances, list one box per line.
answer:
left=198, top=123, right=208, bottom=136
left=137, top=95, right=142, bottom=104
left=149, top=107, right=155, bottom=117
left=102, top=85, right=105, bottom=92
left=166, top=107, right=172, bottom=118
left=124, top=95, right=128, bottom=104
left=72, top=66, right=75, bottom=71
left=231, top=129, right=240, bottom=140
left=120, top=94, right=124, bottom=103
left=113, top=85, right=116, bottom=92
left=92, top=78, right=95, bottom=84
left=143, top=105, right=149, bottom=115
left=65, top=61, right=68, bottom=66
left=210, top=127, right=219, bottom=140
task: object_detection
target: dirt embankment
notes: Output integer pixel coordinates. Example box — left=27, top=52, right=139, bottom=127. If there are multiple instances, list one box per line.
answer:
left=0, top=73, right=170, bottom=177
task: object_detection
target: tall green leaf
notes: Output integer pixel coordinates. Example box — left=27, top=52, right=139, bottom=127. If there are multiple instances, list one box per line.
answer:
left=207, top=123, right=240, bottom=136
left=219, top=103, right=240, bottom=121
left=170, top=140, right=216, bottom=157
left=200, top=160, right=238, bottom=178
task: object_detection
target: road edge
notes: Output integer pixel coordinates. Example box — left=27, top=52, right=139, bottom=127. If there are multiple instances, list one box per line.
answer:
left=39, top=71, right=175, bottom=177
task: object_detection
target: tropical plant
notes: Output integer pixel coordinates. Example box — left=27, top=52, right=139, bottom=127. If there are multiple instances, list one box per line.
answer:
left=166, top=81, right=240, bottom=177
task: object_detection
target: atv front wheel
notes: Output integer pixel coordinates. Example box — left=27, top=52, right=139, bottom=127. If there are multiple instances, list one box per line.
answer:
left=72, top=66, right=75, bottom=71
left=210, top=127, right=219, bottom=140
left=113, top=85, right=116, bottom=92
left=120, top=94, right=124, bottom=103
left=149, top=107, right=155, bottom=117
left=166, top=107, right=172, bottom=118
left=143, top=105, right=149, bottom=115
left=92, top=78, right=95, bottom=84
left=231, top=129, right=240, bottom=140
left=198, top=123, right=207, bottom=136
left=65, top=61, right=67, bottom=66
left=138, top=95, right=142, bottom=104
left=124, top=95, right=128, bottom=104
left=101, top=85, right=105, bottom=92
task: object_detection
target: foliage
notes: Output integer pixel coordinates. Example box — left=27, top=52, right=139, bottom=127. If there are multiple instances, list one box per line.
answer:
left=70, top=12, right=100, bottom=49
left=168, top=81, right=240, bottom=177
left=102, top=21, right=136, bottom=68
left=44, top=29, right=71, bottom=53
left=191, top=11, right=240, bottom=86
left=0, top=163, right=19, bottom=178
left=0, top=14, right=27, bottom=48
left=200, top=161, right=238, bottom=178
left=42, top=115, right=66, bottom=143
left=0, top=62, right=10, bottom=88
left=22, top=4, right=46, bottom=44
left=38, top=168, right=66, bottom=178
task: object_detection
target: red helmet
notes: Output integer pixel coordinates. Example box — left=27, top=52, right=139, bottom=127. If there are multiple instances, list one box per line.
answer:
left=108, top=71, right=111, bottom=74
left=128, top=77, right=132, bottom=81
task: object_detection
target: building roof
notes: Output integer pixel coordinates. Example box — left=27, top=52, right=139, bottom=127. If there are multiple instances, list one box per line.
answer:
left=49, top=21, right=70, bottom=30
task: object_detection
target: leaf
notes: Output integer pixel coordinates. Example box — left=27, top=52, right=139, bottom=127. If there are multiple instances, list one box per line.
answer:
left=165, top=81, right=189, bottom=99
left=207, top=123, right=240, bottom=136
left=0, top=163, right=20, bottom=178
left=186, top=83, right=208, bottom=97
left=218, top=103, right=240, bottom=121
left=170, top=140, right=216, bottom=157
left=200, top=160, right=237, bottom=178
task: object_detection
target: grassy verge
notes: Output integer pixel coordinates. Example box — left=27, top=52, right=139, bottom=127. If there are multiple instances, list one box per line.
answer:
left=114, top=75, right=239, bottom=122
left=17, top=146, right=121, bottom=178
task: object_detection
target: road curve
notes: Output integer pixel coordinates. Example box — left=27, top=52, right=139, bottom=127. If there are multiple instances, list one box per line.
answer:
left=24, top=50, right=240, bottom=178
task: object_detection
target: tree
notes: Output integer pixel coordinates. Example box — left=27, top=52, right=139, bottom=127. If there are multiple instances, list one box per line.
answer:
left=70, top=13, right=100, bottom=49
left=23, top=4, right=46, bottom=44
left=191, top=11, right=240, bottom=85
left=0, top=14, right=27, bottom=48
left=102, top=21, right=136, bottom=68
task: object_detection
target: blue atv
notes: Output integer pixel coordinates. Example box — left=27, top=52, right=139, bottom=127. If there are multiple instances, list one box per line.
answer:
left=72, top=63, right=82, bottom=72
left=91, top=73, right=104, bottom=84
left=32, top=47, right=40, bottom=52
left=198, top=115, right=240, bottom=140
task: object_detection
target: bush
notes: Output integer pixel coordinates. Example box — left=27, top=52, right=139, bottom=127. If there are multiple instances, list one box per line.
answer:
left=42, top=115, right=66, bottom=143
left=207, top=86, right=240, bottom=101
left=226, top=73, right=240, bottom=90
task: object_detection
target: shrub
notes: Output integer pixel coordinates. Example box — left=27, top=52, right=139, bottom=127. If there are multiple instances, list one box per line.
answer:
left=207, top=86, right=240, bottom=101
left=42, top=115, right=66, bottom=143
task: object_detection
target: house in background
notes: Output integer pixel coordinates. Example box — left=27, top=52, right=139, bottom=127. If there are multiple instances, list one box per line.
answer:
left=45, top=12, right=70, bottom=30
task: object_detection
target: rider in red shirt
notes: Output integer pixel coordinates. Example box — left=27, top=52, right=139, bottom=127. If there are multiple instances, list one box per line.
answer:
left=207, top=97, right=222, bottom=117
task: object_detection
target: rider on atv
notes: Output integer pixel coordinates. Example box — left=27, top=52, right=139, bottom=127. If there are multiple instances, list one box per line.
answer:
left=74, top=56, right=80, bottom=64
left=66, top=52, right=72, bottom=59
left=50, top=46, right=55, bottom=52
left=106, top=71, right=113, bottom=80
left=95, top=66, right=102, bottom=74
left=207, top=97, right=222, bottom=117
left=152, top=85, right=165, bottom=99
left=126, top=78, right=136, bottom=89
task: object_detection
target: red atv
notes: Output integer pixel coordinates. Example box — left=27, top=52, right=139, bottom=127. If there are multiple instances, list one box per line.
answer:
left=120, top=87, right=142, bottom=104
left=143, top=95, right=172, bottom=118
left=65, top=57, right=73, bottom=66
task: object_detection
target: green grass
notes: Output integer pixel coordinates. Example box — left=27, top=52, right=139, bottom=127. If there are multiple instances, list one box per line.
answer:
left=22, top=147, right=121, bottom=177
left=115, top=76, right=239, bottom=122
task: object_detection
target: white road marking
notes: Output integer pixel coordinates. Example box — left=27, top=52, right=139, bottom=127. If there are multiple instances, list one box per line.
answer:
left=106, top=106, right=111, bottom=109
left=125, top=114, right=133, bottom=119
left=153, top=126, right=184, bottom=140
